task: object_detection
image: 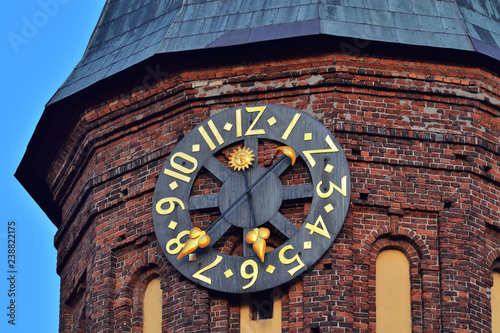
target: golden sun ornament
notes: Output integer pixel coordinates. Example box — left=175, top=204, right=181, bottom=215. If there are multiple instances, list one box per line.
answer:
left=228, top=146, right=255, bottom=171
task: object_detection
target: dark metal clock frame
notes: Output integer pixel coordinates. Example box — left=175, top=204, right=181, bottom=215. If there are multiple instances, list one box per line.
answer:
left=153, top=104, right=351, bottom=293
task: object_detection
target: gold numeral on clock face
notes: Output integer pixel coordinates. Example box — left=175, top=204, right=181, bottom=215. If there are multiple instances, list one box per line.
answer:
left=282, top=113, right=301, bottom=140
left=303, top=136, right=339, bottom=167
left=279, top=245, right=305, bottom=276
left=156, top=197, right=185, bottom=215
left=235, top=106, right=267, bottom=138
left=199, top=120, right=224, bottom=150
left=163, top=152, right=198, bottom=183
left=235, top=109, right=243, bottom=137
left=166, top=230, right=190, bottom=254
left=317, top=177, right=348, bottom=198
left=244, top=106, right=266, bottom=136
left=316, top=180, right=334, bottom=198
left=193, top=255, right=223, bottom=285
left=332, top=176, right=348, bottom=197
left=241, top=259, right=259, bottom=289
left=305, top=215, right=331, bottom=239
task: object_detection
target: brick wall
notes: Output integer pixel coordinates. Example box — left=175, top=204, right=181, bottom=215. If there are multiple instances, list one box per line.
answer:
left=48, top=48, right=500, bottom=332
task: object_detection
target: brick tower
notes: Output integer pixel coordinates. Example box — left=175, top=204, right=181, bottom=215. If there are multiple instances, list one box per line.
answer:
left=17, top=1, right=500, bottom=332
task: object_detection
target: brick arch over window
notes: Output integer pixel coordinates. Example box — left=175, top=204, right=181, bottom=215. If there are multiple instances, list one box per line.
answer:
left=360, top=225, right=431, bottom=262
left=353, top=226, right=438, bottom=332
left=114, top=251, right=169, bottom=332
left=484, top=250, right=500, bottom=290
left=486, top=249, right=500, bottom=275
left=131, top=268, right=162, bottom=331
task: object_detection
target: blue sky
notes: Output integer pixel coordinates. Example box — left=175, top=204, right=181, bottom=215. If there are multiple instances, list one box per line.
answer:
left=1, top=1, right=106, bottom=331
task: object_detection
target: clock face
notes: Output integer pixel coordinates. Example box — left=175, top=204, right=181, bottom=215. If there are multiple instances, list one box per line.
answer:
left=153, top=104, right=350, bottom=293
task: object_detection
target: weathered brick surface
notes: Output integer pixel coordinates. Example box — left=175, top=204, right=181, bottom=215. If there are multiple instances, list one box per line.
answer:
left=48, top=49, right=500, bottom=332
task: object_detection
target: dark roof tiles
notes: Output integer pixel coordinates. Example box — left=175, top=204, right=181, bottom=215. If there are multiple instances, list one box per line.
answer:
left=48, top=0, right=500, bottom=105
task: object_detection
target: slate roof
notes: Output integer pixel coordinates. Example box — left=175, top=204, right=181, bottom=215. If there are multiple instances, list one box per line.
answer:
left=48, top=0, right=500, bottom=106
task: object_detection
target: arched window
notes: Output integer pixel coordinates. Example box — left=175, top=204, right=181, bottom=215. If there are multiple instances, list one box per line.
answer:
left=376, top=249, right=411, bottom=332
left=492, top=271, right=500, bottom=332
left=143, top=277, right=162, bottom=333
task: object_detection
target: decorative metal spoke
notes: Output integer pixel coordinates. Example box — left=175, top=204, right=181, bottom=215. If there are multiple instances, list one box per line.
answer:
left=188, top=194, right=218, bottom=211
left=244, top=136, right=259, bottom=158
left=269, top=212, right=299, bottom=239
left=206, top=217, right=232, bottom=247
left=272, top=157, right=291, bottom=176
left=282, top=184, right=314, bottom=201
left=188, top=154, right=230, bottom=212
left=203, top=155, right=232, bottom=182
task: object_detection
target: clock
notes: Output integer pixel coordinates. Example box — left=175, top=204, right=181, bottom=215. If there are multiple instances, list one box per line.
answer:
left=152, top=104, right=350, bottom=293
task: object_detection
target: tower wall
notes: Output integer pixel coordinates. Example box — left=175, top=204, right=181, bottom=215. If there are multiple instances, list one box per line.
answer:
left=49, top=47, right=500, bottom=332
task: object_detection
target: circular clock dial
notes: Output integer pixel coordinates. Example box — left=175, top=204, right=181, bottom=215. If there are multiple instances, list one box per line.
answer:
left=153, top=104, right=351, bottom=293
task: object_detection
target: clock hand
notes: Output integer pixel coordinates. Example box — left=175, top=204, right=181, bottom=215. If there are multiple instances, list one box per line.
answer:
left=242, top=169, right=257, bottom=229
left=176, top=146, right=296, bottom=259
left=241, top=169, right=266, bottom=259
